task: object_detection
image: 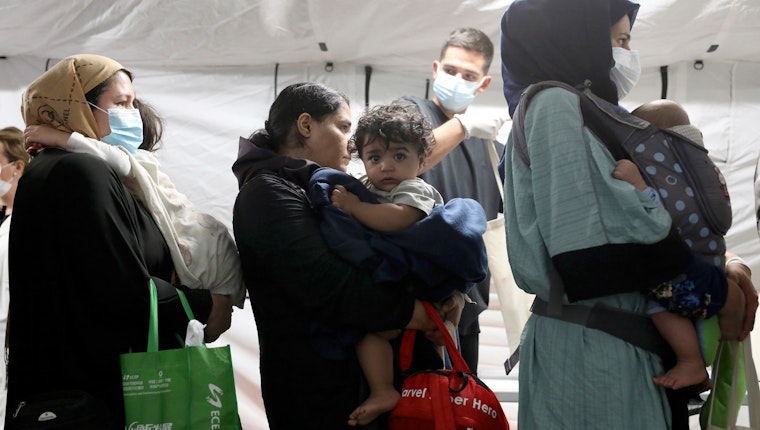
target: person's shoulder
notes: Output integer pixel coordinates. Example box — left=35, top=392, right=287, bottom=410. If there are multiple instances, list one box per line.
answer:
left=396, top=95, right=421, bottom=105
left=135, top=148, right=158, bottom=162
left=240, top=170, right=283, bottom=188
left=396, top=95, right=434, bottom=111
left=404, top=176, right=436, bottom=190
left=397, top=97, right=442, bottom=124
left=525, top=86, right=583, bottom=121
left=532, top=85, right=580, bottom=106
left=21, top=150, right=120, bottom=195
left=399, top=177, right=442, bottom=199
left=238, top=171, right=300, bottom=201
left=38, top=148, right=112, bottom=177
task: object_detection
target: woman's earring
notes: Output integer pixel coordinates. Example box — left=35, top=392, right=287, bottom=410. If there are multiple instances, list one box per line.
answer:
left=12, top=172, right=17, bottom=178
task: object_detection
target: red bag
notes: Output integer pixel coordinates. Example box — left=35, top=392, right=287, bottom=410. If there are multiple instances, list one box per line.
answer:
left=389, top=301, right=510, bottom=430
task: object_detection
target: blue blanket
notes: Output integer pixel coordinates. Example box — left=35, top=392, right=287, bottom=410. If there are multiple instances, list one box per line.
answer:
left=308, top=167, right=488, bottom=302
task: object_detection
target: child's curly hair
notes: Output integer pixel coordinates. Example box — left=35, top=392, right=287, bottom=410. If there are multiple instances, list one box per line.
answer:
left=352, top=103, right=435, bottom=158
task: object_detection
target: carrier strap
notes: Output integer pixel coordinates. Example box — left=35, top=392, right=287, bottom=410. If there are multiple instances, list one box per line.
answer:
left=515, top=80, right=638, bottom=167
left=531, top=297, right=674, bottom=361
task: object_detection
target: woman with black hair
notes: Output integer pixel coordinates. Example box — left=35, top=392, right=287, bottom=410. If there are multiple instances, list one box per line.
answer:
left=232, top=82, right=463, bottom=429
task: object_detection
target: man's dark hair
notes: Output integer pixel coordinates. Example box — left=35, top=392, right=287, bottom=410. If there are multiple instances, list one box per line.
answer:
left=440, top=27, right=495, bottom=73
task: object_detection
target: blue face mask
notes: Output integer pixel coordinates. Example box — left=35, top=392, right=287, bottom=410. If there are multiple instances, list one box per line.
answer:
left=89, top=102, right=143, bottom=154
left=432, top=66, right=484, bottom=113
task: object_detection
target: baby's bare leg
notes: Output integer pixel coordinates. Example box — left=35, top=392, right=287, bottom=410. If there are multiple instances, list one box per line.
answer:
left=651, top=311, right=709, bottom=390
left=349, top=331, right=401, bottom=426
left=718, top=279, right=745, bottom=340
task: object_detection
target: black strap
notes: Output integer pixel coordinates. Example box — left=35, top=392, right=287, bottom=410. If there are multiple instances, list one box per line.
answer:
left=274, top=63, right=280, bottom=99
left=513, top=79, right=636, bottom=167
left=530, top=297, right=674, bottom=361
left=506, top=295, right=675, bottom=375
left=504, top=345, right=520, bottom=375
left=660, top=65, right=669, bottom=99
left=364, top=65, right=373, bottom=108
left=512, top=80, right=597, bottom=168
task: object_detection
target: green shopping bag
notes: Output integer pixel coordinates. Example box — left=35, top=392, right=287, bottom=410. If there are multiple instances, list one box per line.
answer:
left=699, top=316, right=760, bottom=430
left=121, top=280, right=242, bottom=429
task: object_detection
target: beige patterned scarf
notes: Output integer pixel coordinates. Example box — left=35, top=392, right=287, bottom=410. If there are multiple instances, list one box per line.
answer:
left=21, top=54, right=126, bottom=139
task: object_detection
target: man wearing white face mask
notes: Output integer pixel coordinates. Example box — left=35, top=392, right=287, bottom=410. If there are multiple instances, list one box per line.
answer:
left=397, top=27, right=507, bottom=374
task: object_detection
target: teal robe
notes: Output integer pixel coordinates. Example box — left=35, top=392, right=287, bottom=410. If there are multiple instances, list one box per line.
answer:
left=504, top=87, right=673, bottom=429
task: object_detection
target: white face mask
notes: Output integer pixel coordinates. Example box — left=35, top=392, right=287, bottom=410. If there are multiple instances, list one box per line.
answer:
left=609, top=47, right=641, bottom=100
left=0, top=162, right=16, bottom=198
left=433, top=66, right=484, bottom=113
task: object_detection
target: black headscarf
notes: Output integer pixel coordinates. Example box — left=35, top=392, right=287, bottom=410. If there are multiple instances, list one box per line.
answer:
left=500, top=0, right=639, bottom=116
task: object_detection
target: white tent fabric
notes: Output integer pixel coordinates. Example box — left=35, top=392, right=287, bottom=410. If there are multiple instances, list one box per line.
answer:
left=2, top=1, right=760, bottom=428
left=3, top=1, right=760, bottom=70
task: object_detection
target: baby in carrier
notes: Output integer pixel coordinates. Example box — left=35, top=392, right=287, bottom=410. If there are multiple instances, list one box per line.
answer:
left=612, top=99, right=745, bottom=390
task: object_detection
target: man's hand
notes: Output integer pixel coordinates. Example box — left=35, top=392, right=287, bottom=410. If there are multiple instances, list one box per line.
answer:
left=454, top=112, right=508, bottom=141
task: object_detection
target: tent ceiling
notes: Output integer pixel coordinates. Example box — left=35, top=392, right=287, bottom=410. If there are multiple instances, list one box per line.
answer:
left=2, top=0, right=759, bottom=78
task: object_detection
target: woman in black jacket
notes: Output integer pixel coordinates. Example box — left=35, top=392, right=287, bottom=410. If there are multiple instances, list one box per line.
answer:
left=232, top=82, right=462, bottom=429
left=7, top=54, right=212, bottom=429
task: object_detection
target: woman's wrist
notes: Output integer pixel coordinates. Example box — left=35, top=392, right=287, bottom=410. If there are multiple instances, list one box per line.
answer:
left=726, top=256, right=751, bottom=277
